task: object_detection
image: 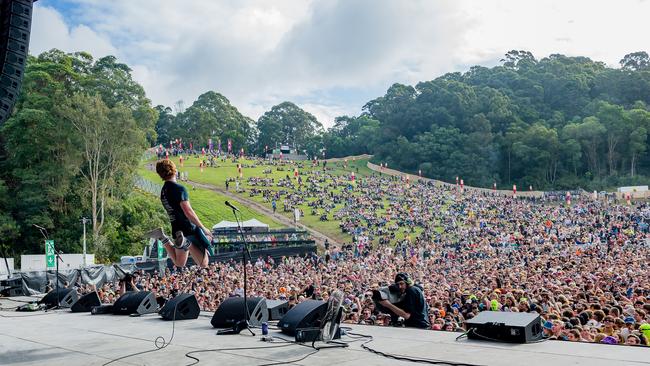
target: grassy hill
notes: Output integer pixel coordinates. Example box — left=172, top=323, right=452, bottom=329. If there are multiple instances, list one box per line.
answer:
left=139, top=155, right=422, bottom=245
left=137, top=166, right=283, bottom=228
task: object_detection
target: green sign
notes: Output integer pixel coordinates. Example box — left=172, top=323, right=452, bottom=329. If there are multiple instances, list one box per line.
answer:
left=157, top=239, right=164, bottom=258
left=45, top=240, right=55, bottom=268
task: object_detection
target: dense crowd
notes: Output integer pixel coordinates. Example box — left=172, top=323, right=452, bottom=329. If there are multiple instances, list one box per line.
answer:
left=85, top=157, right=649, bottom=347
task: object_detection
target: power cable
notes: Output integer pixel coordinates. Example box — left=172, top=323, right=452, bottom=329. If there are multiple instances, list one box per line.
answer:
left=347, top=331, right=483, bottom=366
left=102, top=303, right=178, bottom=366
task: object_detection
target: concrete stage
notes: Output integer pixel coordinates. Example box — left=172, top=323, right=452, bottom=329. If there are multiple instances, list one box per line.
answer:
left=0, top=297, right=648, bottom=366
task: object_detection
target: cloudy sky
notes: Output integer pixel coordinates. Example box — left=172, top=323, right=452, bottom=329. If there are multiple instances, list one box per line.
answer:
left=31, top=0, right=650, bottom=127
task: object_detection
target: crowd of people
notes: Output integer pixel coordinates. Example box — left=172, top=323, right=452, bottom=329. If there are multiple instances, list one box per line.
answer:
left=83, top=155, right=649, bottom=347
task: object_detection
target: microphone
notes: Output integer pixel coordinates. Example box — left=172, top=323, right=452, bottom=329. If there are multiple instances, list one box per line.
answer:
left=33, top=223, right=46, bottom=230
left=225, top=201, right=240, bottom=212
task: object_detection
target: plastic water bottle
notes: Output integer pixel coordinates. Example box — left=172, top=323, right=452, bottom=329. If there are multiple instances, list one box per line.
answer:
left=262, top=322, right=269, bottom=335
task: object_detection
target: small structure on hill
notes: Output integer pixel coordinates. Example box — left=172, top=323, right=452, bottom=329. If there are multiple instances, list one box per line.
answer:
left=266, top=144, right=308, bottom=161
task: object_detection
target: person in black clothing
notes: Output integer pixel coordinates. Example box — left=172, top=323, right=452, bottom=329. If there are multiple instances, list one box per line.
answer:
left=377, top=272, right=430, bottom=329
left=148, top=159, right=213, bottom=268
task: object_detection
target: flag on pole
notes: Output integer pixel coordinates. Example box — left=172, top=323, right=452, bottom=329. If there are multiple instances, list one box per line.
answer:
left=513, top=185, right=517, bottom=198
left=565, top=191, right=571, bottom=205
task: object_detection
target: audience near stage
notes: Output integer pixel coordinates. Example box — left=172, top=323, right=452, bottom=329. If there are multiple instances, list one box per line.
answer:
left=78, top=156, right=649, bottom=347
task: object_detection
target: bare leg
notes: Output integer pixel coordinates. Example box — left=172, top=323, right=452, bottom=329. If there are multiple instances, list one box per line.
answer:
left=188, top=244, right=209, bottom=268
left=163, top=242, right=189, bottom=267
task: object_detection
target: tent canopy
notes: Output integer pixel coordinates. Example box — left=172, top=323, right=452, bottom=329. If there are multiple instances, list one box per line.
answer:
left=212, top=219, right=269, bottom=231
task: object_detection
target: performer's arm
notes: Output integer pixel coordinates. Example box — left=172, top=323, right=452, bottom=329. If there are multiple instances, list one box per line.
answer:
left=379, top=299, right=411, bottom=319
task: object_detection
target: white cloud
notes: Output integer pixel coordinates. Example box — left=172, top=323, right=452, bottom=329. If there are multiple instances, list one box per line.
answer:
left=29, top=0, right=650, bottom=128
left=456, top=0, right=650, bottom=67
left=30, top=6, right=117, bottom=58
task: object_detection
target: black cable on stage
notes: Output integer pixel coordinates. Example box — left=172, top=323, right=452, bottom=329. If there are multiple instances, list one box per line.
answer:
left=0, top=308, right=65, bottom=317
left=347, top=331, right=483, bottom=366
left=184, top=343, right=295, bottom=366
left=184, top=332, right=351, bottom=366
left=258, top=347, right=320, bottom=366
left=101, top=302, right=178, bottom=366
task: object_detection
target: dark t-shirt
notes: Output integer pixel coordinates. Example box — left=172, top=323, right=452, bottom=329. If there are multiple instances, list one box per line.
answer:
left=400, top=286, right=430, bottom=329
left=161, top=181, right=194, bottom=236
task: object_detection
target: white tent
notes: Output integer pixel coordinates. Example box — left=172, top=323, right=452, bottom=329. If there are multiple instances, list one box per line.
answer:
left=212, top=221, right=238, bottom=230
left=242, top=219, right=269, bottom=229
left=212, top=219, right=269, bottom=231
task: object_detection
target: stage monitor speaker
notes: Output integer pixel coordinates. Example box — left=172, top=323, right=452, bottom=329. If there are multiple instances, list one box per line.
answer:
left=0, top=276, right=23, bottom=296
left=113, top=291, right=158, bottom=315
left=0, top=0, right=35, bottom=125
left=159, top=293, right=200, bottom=320
left=1, top=286, right=23, bottom=296
left=278, top=300, right=327, bottom=336
left=211, top=297, right=268, bottom=328
left=70, top=291, right=101, bottom=313
left=38, top=288, right=78, bottom=309
left=466, top=311, right=543, bottom=343
left=266, top=299, right=289, bottom=320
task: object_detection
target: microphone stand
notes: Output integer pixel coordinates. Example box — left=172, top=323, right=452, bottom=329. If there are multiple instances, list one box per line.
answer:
left=218, top=205, right=255, bottom=336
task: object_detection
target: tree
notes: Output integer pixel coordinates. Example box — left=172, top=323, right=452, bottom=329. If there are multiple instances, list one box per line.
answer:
left=629, top=127, right=647, bottom=177
left=56, top=93, right=146, bottom=255
left=620, top=51, right=650, bottom=71
left=154, top=105, right=175, bottom=145
left=596, top=102, right=629, bottom=175
left=257, top=102, right=322, bottom=153
left=563, top=117, right=606, bottom=177
left=174, top=91, right=251, bottom=151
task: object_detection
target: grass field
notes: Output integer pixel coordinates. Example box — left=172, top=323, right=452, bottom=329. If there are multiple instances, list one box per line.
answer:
left=139, top=155, right=424, bottom=245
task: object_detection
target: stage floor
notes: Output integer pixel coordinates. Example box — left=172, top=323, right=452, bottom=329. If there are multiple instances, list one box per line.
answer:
left=0, top=297, right=648, bottom=366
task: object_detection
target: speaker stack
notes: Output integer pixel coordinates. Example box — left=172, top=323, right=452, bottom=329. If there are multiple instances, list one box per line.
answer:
left=0, top=0, right=35, bottom=125
left=465, top=311, right=543, bottom=343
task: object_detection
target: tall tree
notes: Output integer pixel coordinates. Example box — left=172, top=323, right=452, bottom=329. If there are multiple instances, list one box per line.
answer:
left=56, top=94, right=146, bottom=254
left=256, top=102, right=322, bottom=153
left=174, top=91, right=251, bottom=151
